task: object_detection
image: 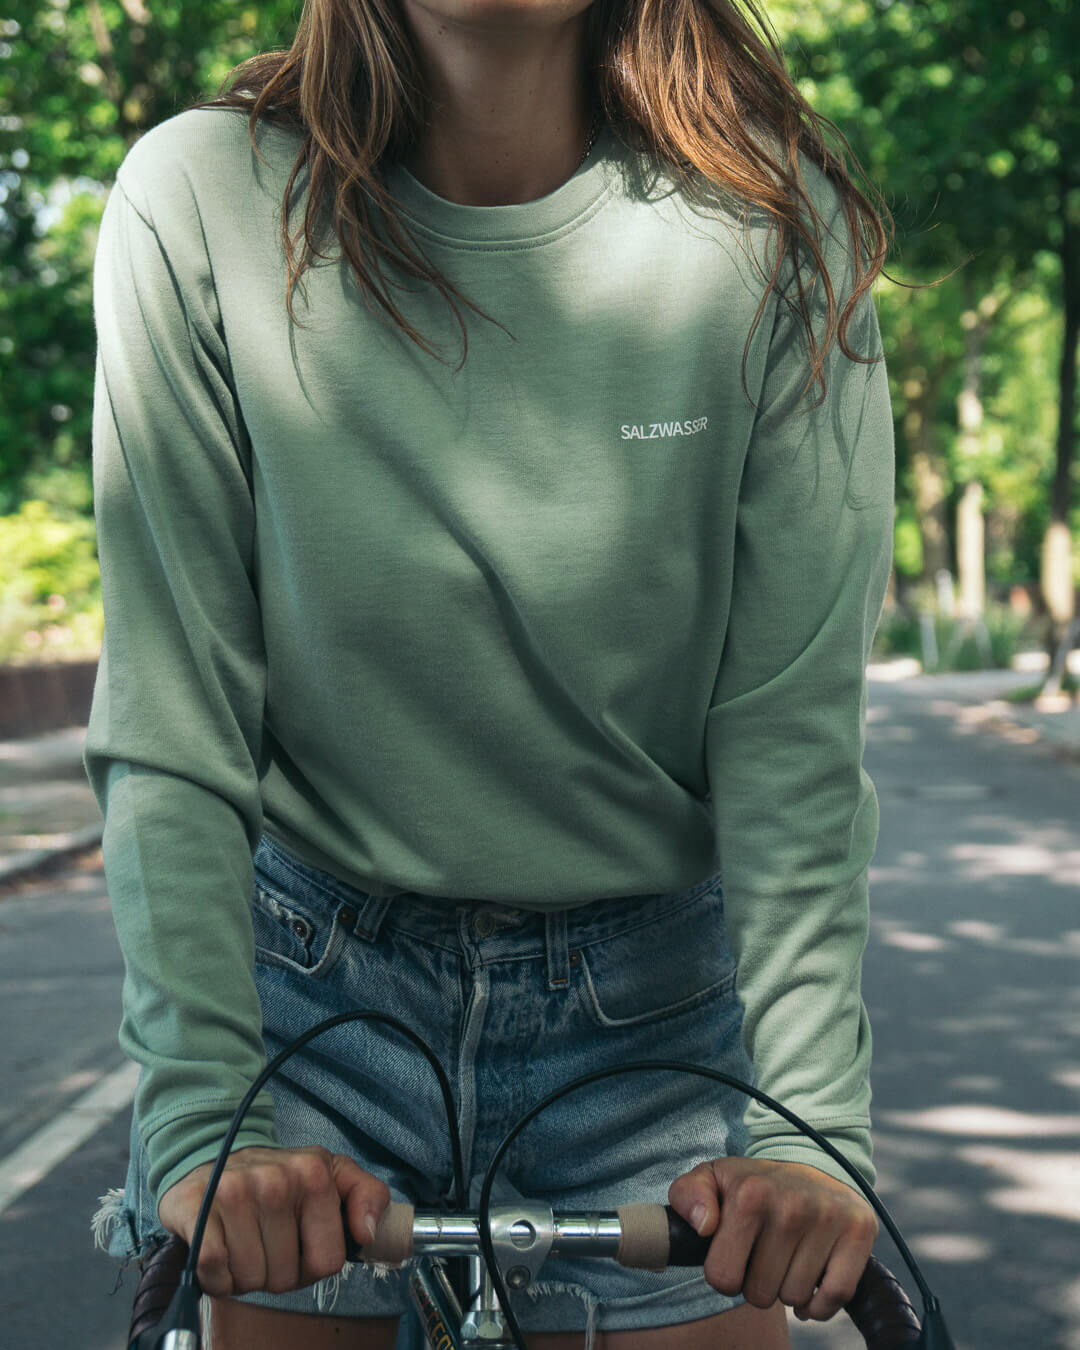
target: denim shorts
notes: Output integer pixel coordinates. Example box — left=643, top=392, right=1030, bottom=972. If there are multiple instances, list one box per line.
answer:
left=93, top=830, right=758, bottom=1347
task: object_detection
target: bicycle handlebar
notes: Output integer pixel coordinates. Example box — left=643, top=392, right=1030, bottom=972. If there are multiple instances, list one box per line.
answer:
left=127, top=1199, right=924, bottom=1349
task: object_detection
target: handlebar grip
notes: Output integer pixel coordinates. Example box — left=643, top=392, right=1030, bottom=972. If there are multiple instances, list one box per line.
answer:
left=615, top=1203, right=709, bottom=1269
left=342, top=1199, right=415, bottom=1266
left=616, top=1205, right=923, bottom=1349
left=125, top=1203, right=415, bottom=1349
left=126, top=1235, right=190, bottom=1350
left=845, top=1253, right=923, bottom=1348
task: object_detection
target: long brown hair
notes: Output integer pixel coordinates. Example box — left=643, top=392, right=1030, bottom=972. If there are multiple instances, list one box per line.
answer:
left=183, top=0, right=961, bottom=415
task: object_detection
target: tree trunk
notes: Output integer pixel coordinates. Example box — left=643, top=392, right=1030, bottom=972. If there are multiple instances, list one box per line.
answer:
left=1042, top=167, right=1079, bottom=669
left=957, top=481, right=986, bottom=620
left=907, top=376, right=950, bottom=585
left=955, top=269, right=989, bottom=621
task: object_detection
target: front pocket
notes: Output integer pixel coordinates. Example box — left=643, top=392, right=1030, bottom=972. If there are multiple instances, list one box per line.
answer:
left=578, top=885, right=738, bottom=1028
left=250, top=882, right=344, bottom=979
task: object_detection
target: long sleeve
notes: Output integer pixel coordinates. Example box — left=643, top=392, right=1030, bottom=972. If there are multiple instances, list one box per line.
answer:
left=84, top=172, right=279, bottom=1214
left=704, top=185, right=895, bottom=1195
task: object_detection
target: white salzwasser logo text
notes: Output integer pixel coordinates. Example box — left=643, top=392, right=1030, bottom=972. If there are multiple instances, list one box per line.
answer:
left=621, top=416, right=708, bottom=440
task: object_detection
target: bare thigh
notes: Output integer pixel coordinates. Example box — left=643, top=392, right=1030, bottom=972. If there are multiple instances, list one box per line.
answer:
left=525, top=1297, right=792, bottom=1349
left=208, top=1296, right=401, bottom=1349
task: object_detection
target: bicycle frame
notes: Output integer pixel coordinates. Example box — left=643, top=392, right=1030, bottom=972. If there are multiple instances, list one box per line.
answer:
left=399, top=1200, right=615, bottom=1350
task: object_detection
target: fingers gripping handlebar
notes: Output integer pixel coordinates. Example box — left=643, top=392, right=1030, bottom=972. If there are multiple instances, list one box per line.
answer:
left=346, top=1201, right=923, bottom=1347
left=119, top=1013, right=954, bottom=1350
left=127, top=1200, right=924, bottom=1350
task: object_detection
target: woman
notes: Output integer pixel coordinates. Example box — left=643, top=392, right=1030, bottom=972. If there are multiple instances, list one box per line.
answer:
left=87, top=1, right=919, bottom=1346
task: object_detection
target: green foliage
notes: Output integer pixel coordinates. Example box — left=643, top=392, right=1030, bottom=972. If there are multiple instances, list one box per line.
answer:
left=0, top=0, right=1076, bottom=677
left=770, top=0, right=1078, bottom=606
left=0, top=185, right=101, bottom=516
left=0, top=0, right=302, bottom=512
left=0, top=500, right=103, bottom=665
left=892, top=513, right=925, bottom=578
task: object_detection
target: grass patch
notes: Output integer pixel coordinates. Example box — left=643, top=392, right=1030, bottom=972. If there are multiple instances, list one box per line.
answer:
left=1000, top=671, right=1080, bottom=704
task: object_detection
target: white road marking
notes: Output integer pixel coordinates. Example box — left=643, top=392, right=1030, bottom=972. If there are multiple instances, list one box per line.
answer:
left=0, top=1058, right=138, bottom=1215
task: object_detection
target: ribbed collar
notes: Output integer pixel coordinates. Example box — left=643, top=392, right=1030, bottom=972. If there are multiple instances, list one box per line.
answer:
left=382, top=121, right=621, bottom=246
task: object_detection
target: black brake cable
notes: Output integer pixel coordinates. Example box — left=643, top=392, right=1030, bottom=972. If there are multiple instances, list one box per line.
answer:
left=151, top=1009, right=471, bottom=1348
left=148, top=1011, right=955, bottom=1350
left=475, top=1060, right=956, bottom=1350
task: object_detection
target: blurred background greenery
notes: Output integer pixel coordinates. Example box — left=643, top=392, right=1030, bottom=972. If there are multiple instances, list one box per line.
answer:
left=0, top=0, right=1077, bottom=687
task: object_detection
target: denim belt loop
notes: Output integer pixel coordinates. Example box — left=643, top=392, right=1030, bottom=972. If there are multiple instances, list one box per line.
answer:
left=345, top=891, right=400, bottom=943
left=545, top=909, right=572, bottom=991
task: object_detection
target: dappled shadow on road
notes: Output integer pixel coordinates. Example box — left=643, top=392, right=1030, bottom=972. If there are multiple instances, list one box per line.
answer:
left=856, top=681, right=1080, bottom=1350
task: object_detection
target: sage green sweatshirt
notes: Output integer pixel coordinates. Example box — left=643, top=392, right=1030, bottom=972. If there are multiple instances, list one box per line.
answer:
left=85, top=107, right=895, bottom=1215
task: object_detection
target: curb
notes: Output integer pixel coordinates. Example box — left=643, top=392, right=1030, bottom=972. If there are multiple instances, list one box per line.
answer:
left=0, top=822, right=104, bottom=886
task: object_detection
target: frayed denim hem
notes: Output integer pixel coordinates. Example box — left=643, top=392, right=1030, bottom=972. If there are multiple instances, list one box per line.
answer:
left=91, top=1186, right=143, bottom=1268
left=308, top=1251, right=412, bottom=1313
left=521, top=1279, right=603, bottom=1350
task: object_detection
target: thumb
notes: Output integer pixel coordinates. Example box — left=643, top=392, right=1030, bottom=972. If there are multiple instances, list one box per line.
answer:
left=669, top=1158, right=724, bottom=1238
left=329, top=1152, right=391, bottom=1245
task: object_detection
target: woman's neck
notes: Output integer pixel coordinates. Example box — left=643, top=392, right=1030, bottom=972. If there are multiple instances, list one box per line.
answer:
left=397, top=0, right=596, bottom=207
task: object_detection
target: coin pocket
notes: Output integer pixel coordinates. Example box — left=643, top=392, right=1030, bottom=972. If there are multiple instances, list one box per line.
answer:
left=578, top=883, right=738, bottom=1028
left=250, top=882, right=343, bottom=979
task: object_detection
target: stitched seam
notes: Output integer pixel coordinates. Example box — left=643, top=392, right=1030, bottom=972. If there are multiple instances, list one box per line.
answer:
left=392, top=181, right=617, bottom=252
left=571, top=878, right=723, bottom=954
left=580, top=953, right=737, bottom=1027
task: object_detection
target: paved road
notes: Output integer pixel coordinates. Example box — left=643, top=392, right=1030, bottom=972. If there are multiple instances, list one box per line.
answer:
left=2, top=673, right=1079, bottom=1349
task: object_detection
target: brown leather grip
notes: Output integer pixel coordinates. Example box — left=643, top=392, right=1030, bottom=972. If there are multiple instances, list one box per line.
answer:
left=612, top=1204, right=922, bottom=1349
left=844, top=1252, right=923, bottom=1348
left=125, top=1203, right=415, bottom=1347
left=126, top=1234, right=188, bottom=1349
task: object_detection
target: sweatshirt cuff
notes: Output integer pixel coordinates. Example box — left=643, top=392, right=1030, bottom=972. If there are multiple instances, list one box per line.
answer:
left=145, top=1095, right=279, bottom=1220
left=742, top=1124, right=875, bottom=1200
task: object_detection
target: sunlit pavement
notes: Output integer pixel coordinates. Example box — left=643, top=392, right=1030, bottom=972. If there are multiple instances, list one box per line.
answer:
left=787, top=660, right=1080, bottom=1350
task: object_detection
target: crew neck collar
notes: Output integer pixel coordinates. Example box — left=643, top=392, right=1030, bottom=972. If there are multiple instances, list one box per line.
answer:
left=382, top=122, right=621, bottom=246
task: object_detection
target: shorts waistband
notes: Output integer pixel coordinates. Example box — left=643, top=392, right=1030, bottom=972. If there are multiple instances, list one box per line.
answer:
left=252, top=832, right=723, bottom=994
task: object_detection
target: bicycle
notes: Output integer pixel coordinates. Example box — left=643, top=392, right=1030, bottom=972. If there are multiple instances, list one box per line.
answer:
left=121, top=1008, right=957, bottom=1349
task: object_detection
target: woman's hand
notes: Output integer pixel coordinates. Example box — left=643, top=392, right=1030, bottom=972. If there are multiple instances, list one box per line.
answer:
left=157, top=1144, right=391, bottom=1298
left=668, top=1156, right=879, bottom=1322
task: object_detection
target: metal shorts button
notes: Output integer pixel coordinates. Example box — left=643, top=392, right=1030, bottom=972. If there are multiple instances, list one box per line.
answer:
left=474, top=910, right=497, bottom=938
